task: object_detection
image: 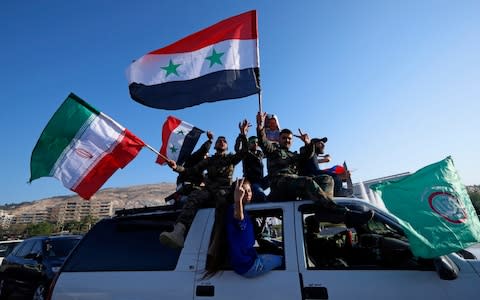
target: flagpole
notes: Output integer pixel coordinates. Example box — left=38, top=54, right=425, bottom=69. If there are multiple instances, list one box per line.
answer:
left=144, top=143, right=168, bottom=161
left=258, top=91, right=262, bottom=113
left=343, top=161, right=353, bottom=194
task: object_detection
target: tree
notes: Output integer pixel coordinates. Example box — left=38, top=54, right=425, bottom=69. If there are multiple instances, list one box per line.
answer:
left=1, top=224, right=27, bottom=239
left=468, top=190, right=480, bottom=216
left=63, top=221, right=82, bottom=234
left=79, top=215, right=99, bottom=232
left=26, top=222, right=55, bottom=237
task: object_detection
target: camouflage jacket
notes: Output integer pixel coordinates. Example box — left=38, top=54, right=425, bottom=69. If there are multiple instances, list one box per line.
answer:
left=257, top=127, right=314, bottom=178
left=176, top=139, right=212, bottom=186
left=176, top=134, right=247, bottom=189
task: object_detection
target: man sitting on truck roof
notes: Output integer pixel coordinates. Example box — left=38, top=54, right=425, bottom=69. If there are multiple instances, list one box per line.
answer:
left=160, top=120, right=249, bottom=249
left=298, top=137, right=353, bottom=197
left=256, top=111, right=373, bottom=227
left=165, top=131, right=214, bottom=205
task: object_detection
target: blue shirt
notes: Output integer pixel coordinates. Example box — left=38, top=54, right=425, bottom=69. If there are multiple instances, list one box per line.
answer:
left=226, top=205, right=257, bottom=274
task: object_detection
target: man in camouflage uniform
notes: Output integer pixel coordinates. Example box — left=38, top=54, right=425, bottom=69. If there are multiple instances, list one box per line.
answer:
left=160, top=120, right=249, bottom=248
left=164, top=131, right=213, bottom=205
left=256, top=112, right=373, bottom=226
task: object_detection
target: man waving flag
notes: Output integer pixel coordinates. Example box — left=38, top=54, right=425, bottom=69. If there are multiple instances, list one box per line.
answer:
left=30, top=93, right=145, bottom=200
left=126, top=10, right=260, bottom=110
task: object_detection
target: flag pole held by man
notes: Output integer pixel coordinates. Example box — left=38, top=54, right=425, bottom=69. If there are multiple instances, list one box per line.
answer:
left=29, top=93, right=145, bottom=200
left=371, top=156, right=480, bottom=258
left=126, top=10, right=260, bottom=110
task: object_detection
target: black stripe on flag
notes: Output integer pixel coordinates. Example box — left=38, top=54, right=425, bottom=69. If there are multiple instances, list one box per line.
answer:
left=176, top=127, right=204, bottom=165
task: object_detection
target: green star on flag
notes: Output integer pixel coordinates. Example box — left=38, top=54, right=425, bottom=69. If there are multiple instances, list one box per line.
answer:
left=169, top=145, right=178, bottom=153
left=176, top=129, right=185, bottom=135
left=205, top=48, right=224, bottom=67
left=127, top=10, right=260, bottom=110
left=162, top=59, right=181, bottom=77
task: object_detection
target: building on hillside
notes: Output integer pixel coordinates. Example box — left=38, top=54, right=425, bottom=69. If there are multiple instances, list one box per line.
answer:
left=10, top=210, right=49, bottom=225
left=0, top=211, right=15, bottom=229
left=51, top=200, right=113, bottom=225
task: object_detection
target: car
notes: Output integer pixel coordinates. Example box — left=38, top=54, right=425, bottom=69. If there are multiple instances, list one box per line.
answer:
left=0, top=235, right=82, bottom=300
left=48, top=198, right=480, bottom=300
left=0, top=240, right=23, bottom=265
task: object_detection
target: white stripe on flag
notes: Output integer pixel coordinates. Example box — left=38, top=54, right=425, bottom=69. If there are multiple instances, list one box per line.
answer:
left=53, top=113, right=124, bottom=189
left=166, top=121, right=194, bottom=162
left=127, top=39, right=258, bottom=85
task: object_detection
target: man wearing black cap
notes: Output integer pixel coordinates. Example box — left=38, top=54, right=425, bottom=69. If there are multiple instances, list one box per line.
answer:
left=300, top=137, right=352, bottom=197
left=299, top=137, right=329, bottom=176
left=256, top=111, right=373, bottom=227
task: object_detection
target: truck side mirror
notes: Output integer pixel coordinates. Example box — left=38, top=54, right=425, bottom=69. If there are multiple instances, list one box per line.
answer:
left=433, top=255, right=458, bottom=280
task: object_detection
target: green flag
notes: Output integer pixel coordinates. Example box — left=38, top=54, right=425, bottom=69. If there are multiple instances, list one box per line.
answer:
left=371, top=156, right=480, bottom=258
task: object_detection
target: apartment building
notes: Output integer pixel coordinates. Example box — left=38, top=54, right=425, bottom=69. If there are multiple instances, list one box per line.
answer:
left=10, top=210, right=49, bottom=225
left=51, top=200, right=113, bottom=225
left=0, top=210, right=15, bottom=229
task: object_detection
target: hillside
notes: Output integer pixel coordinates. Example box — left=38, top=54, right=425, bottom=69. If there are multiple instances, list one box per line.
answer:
left=3, top=183, right=479, bottom=218
left=1, top=182, right=176, bottom=216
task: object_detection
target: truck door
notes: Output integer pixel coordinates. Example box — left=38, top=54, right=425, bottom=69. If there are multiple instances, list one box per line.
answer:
left=294, top=201, right=479, bottom=300
left=194, top=202, right=302, bottom=300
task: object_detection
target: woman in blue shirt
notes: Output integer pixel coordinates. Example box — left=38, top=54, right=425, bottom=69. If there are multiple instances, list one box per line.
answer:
left=204, top=178, right=283, bottom=278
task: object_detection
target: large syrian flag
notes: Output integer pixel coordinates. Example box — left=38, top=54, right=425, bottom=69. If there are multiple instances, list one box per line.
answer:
left=156, top=116, right=204, bottom=165
left=126, top=10, right=260, bottom=110
left=29, top=93, right=145, bottom=200
left=371, top=156, right=480, bottom=258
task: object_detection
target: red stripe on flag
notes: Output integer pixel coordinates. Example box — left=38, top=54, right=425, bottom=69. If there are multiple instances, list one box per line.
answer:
left=148, top=10, right=257, bottom=54
left=74, top=129, right=145, bottom=200
left=157, top=116, right=182, bottom=165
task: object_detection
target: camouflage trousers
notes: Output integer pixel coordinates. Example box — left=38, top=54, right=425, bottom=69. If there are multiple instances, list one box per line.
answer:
left=177, top=187, right=229, bottom=228
left=269, top=174, right=335, bottom=208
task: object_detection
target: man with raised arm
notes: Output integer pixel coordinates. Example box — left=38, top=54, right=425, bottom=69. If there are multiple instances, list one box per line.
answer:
left=256, top=112, right=373, bottom=226
left=160, top=120, right=249, bottom=248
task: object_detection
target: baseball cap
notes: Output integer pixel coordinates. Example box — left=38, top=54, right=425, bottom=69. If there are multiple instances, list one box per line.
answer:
left=311, top=137, right=328, bottom=144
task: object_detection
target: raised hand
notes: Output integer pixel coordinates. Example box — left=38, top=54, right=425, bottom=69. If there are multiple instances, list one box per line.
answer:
left=206, top=131, right=214, bottom=141
left=295, top=128, right=310, bottom=144
left=234, top=178, right=246, bottom=204
left=239, top=119, right=251, bottom=135
left=256, top=111, right=266, bottom=128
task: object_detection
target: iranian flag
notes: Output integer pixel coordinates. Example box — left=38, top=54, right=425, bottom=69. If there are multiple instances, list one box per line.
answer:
left=156, top=116, right=204, bottom=165
left=126, top=10, right=260, bottom=110
left=29, top=93, right=145, bottom=200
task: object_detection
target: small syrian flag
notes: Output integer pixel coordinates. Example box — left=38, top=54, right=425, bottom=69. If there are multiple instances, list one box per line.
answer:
left=156, top=116, right=204, bottom=165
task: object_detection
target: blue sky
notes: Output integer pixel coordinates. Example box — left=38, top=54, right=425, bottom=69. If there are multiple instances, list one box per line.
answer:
left=1, top=0, right=479, bottom=205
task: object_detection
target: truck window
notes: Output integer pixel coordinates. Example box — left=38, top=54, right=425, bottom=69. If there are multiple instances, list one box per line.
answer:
left=301, top=209, right=434, bottom=271
left=62, top=213, right=182, bottom=272
left=206, top=208, right=285, bottom=270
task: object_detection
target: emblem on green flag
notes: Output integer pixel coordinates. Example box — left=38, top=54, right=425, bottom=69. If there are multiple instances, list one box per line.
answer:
left=371, top=156, right=480, bottom=258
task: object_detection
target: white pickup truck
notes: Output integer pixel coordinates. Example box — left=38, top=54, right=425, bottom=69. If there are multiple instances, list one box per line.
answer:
left=49, top=198, right=480, bottom=300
